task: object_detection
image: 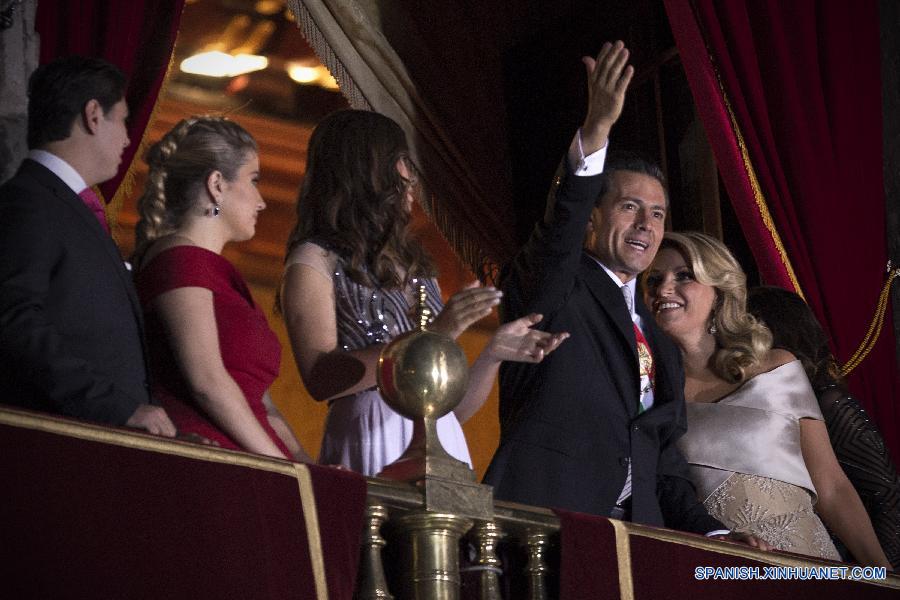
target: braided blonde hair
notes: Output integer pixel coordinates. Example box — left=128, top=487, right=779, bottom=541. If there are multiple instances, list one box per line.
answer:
left=132, top=116, right=257, bottom=267
left=654, top=231, right=773, bottom=384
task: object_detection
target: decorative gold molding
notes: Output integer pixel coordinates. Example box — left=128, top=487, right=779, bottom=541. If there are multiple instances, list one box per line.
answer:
left=625, top=522, right=900, bottom=590
left=609, top=520, right=635, bottom=600
left=0, top=406, right=297, bottom=475
left=294, top=463, right=330, bottom=600
left=6, top=407, right=898, bottom=592
left=1, top=406, right=334, bottom=597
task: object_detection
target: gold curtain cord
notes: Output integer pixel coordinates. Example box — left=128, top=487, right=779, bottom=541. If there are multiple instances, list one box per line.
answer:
left=690, top=9, right=898, bottom=380
left=718, top=93, right=806, bottom=301
left=686, top=0, right=805, bottom=298
left=840, top=262, right=900, bottom=377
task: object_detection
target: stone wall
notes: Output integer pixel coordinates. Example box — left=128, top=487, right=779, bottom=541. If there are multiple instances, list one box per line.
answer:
left=0, top=0, right=37, bottom=185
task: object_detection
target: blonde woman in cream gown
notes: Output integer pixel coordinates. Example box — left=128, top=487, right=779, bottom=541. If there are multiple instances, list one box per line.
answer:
left=644, top=232, right=889, bottom=567
left=677, top=359, right=839, bottom=558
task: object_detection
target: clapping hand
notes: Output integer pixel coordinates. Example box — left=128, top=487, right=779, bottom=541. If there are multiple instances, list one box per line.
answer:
left=487, top=313, right=569, bottom=363
left=428, top=281, right=503, bottom=340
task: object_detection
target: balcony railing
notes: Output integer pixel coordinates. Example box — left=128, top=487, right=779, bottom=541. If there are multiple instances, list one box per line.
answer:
left=1, top=406, right=898, bottom=600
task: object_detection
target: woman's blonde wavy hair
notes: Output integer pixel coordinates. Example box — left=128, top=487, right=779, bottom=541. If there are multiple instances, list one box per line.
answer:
left=653, top=231, right=772, bottom=383
left=132, top=116, right=257, bottom=268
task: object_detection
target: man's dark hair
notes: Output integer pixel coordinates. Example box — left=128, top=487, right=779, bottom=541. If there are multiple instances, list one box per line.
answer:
left=594, top=153, right=668, bottom=207
left=27, top=56, right=126, bottom=149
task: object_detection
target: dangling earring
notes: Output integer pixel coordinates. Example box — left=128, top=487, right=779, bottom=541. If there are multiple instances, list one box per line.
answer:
left=708, top=298, right=720, bottom=335
left=208, top=202, right=220, bottom=217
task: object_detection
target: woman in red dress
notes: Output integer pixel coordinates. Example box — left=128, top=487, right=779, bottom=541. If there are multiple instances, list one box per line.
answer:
left=132, top=116, right=309, bottom=460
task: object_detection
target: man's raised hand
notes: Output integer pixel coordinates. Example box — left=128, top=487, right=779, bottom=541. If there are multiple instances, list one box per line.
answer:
left=581, top=40, right=634, bottom=155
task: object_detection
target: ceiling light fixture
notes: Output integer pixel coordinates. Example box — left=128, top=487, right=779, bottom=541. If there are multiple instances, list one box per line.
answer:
left=287, top=64, right=318, bottom=83
left=286, top=62, right=340, bottom=90
left=180, top=51, right=269, bottom=78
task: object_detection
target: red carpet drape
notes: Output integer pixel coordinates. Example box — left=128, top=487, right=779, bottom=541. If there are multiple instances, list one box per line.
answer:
left=35, top=0, right=185, bottom=211
left=0, top=408, right=367, bottom=600
left=555, top=509, right=898, bottom=599
left=664, top=0, right=899, bottom=460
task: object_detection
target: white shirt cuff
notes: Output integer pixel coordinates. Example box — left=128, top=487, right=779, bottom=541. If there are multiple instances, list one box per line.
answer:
left=570, top=128, right=608, bottom=176
left=705, top=529, right=731, bottom=538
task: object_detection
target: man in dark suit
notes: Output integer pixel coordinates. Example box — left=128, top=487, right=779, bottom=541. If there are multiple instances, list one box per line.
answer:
left=485, top=42, right=758, bottom=540
left=0, top=56, right=175, bottom=436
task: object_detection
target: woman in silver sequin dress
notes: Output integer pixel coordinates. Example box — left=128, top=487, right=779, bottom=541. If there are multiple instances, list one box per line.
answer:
left=278, top=110, right=568, bottom=477
left=643, top=232, right=888, bottom=567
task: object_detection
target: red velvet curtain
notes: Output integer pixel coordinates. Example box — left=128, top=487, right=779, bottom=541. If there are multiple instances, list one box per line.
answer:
left=665, top=0, right=899, bottom=459
left=35, top=0, right=185, bottom=204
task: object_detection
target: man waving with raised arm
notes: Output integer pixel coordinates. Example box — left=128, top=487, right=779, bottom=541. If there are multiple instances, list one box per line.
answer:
left=484, top=42, right=766, bottom=547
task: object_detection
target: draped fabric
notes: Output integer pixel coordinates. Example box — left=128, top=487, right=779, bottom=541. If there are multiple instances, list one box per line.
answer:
left=555, top=509, right=898, bottom=599
left=35, top=0, right=185, bottom=217
left=288, top=0, right=516, bottom=274
left=664, top=0, right=899, bottom=460
left=1, top=406, right=368, bottom=600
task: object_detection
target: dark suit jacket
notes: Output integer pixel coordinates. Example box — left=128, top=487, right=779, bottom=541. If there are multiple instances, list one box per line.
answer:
left=0, top=159, right=153, bottom=425
left=483, top=169, right=723, bottom=534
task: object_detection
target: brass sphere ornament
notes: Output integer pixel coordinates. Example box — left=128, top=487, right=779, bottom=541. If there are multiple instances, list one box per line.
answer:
left=377, top=288, right=494, bottom=600
left=376, top=284, right=471, bottom=481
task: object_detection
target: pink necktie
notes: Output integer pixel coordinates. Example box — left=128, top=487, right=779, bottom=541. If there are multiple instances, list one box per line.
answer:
left=78, top=187, right=110, bottom=234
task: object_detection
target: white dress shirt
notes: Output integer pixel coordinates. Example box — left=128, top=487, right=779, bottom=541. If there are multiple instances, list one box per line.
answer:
left=27, top=149, right=88, bottom=194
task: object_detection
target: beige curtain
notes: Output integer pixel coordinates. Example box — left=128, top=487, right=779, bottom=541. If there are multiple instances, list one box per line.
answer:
left=286, top=0, right=519, bottom=278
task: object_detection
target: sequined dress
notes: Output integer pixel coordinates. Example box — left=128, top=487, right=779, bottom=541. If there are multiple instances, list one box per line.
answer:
left=286, top=241, right=472, bottom=476
left=677, top=361, right=840, bottom=560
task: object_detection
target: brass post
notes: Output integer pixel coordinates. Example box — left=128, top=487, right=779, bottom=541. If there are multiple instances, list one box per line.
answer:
left=394, top=511, right=472, bottom=600
left=470, top=520, right=503, bottom=600
left=357, top=502, right=393, bottom=600
left=376, top=283, right=493, bottom=519
left=525, top=529, right=551, bottom=600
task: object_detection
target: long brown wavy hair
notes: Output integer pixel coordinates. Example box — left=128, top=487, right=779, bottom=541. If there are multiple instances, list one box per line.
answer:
left=282, top=110, right=434, bottom=289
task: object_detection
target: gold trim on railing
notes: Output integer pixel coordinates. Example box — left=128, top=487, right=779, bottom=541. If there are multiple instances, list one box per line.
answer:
left=294, top=463, right=330, bottom=600
left=6, top=406, right=898, bottom=594
left=623, top=521, right=900, bottom=590
left=0, top=406, right=331, bottom=598
left=609, top=520, right=635, bottom=600
left=0, top=406, right=296, bottom=475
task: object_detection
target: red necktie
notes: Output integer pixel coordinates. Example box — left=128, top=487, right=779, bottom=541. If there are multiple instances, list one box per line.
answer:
left=78, top=187, right=110, bottom=234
